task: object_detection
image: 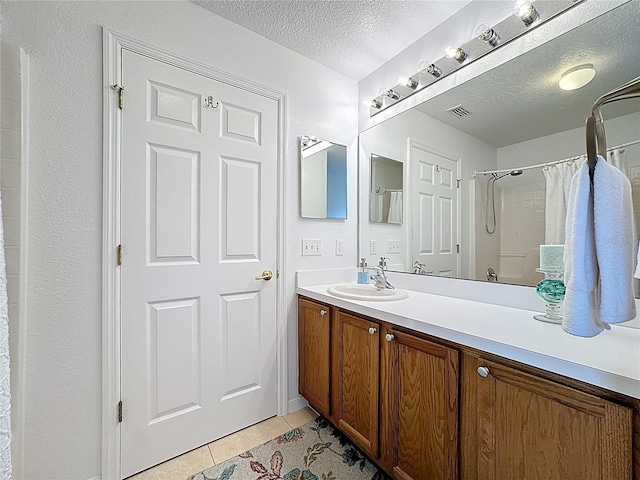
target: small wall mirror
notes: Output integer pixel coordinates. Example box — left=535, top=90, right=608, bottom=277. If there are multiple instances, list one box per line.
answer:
left=370, top=154, right=403, bottom=224
left=300, top=136, right=347, bottom=219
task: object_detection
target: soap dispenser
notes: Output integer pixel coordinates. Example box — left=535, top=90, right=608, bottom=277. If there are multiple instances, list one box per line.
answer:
left=357, top=258, right=369, bottom=284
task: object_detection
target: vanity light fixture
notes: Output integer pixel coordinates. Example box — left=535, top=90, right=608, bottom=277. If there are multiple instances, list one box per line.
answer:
left=475, top=24, right=500, bottom=47
left=418, top=61, right=442, bottom=78
left=559, top=64, right=596, bottom=91
left=514, top=0, right=539, bottom=26
left=398, top=76, right=419, bottom=89
left=368, top=0, right=583, bottom=117
left=445, top=46, right=468, bottom=64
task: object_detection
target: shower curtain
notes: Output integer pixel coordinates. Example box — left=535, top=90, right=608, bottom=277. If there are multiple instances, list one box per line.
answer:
left=543, top=158, right=585, bottom=244
left=387, top=191, right=403, bottom=224
left=0, top=192, right=11, bottom=480
left=543, top=149, right=630, bottom=245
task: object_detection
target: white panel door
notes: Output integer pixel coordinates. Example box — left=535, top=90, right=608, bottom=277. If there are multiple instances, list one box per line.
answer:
left=410, top=142, right=459, bottom=277
left=120, top=50, right=278, bottom=478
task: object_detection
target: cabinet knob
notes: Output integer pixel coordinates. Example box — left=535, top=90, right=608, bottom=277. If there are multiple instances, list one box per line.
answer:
left=477, top=366, right=490, bottom=378
left=368, top=327, right=377, bottom=335
left=320, top=310, right=328, bottom=316
left=385, top=333, right=394, bottom=342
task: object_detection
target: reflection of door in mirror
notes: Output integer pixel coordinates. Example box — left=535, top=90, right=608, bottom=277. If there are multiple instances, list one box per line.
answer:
left=370, top=154, right=403, bottom=224
left=409, top=140, right=459, bottom=278
left=300, top=137, right=347, bottom=219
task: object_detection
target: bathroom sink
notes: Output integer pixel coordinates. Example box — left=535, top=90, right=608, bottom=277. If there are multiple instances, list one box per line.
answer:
left=327, top=283, right=408, bottom=302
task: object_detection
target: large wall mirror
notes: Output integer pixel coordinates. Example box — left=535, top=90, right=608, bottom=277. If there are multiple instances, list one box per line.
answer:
left=359, top=1, right=640, bottom=290
left=300, top=136, right=347, bottom=219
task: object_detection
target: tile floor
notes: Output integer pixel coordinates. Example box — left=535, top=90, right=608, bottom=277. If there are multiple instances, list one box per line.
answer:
left=128, top=406, right=319, bottom=480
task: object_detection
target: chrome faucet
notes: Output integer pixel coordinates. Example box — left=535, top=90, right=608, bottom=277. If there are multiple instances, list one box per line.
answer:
left=412, top=260, right=425, bottom=274
left=487, top=267, right=498, bottom=282
left=369, top=266, right=395, bottom=290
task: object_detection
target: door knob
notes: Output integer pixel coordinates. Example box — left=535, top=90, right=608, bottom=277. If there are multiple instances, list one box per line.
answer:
left=385, top=333, right=394, bottom=342
left=368, top=327, right=377, bottom=335
left=255, top=270, right=273, bottom=281
left=477, top=366, right=490, bottom=378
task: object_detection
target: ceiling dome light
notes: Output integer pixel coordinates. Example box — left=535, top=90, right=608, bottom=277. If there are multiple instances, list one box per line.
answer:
left=559, top=65, right=596, bottom=91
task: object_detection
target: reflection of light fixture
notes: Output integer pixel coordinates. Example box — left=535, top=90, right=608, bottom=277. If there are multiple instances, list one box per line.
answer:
left=559, top=65, right=596, bottom=91
left=370, top=98, right=383, bottom=109
left=514, top=0, right=538, bottom=26
left=398, top=76, right=418, bottom=89
left=445, top=46, right=467, bottom=63
left=418, top=61, right=442, bottom=78
left=301, top=136, right=320, bottom=148
left=475, top=24, right=500, bottom=47
left=381, top=88, right=401, bottom=100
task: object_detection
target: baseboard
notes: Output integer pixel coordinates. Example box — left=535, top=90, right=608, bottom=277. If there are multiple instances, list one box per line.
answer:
left=287, top=395, right=308, bottom=414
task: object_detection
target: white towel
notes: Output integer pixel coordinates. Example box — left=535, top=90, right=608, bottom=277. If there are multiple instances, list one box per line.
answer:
left=387, top=191, right=402, bottom=224
left=563, top=162, right=603, bottom=337
left=563, top=157, right=636, bottom=337
left=593, top=158, right=636, bottom=324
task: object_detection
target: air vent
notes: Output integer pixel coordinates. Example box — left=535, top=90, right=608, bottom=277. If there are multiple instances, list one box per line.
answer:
left=447, top=104, right=473, bottom=118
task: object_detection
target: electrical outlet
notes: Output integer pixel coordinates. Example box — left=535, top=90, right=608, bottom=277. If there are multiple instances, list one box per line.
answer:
left=302, top=239, right=322, bottom=256
left=369, top=240, right=377, bottom=255
left=335, top=239, right=344, bottom=256
left=387, top=240, right=400, bottom=254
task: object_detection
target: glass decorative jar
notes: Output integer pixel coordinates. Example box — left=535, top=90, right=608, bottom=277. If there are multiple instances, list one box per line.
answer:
left=534, top=269, right=566, bottom=324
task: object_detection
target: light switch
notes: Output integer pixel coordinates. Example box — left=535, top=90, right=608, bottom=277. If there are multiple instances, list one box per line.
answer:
left=302, top=239, right=322, bottom=256
left=335, top=239, right=344, bottom=256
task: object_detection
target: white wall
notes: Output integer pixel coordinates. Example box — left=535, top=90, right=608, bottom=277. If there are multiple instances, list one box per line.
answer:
left=359, top=108, right=497, bottom=277
left=0, top=2, right=358, bottom=479
left=497, top=111, right=640, bottom=170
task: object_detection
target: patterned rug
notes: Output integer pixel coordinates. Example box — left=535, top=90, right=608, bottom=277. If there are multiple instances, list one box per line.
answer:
left=187, top=417, right=389, bottom=480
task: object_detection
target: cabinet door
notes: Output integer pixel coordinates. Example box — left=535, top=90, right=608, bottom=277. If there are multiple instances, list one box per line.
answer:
left=298, top=299, right=331, bottom=416
left=383, top=329, right=459, bottom=480
left=336, top=311, right=380, bottom=458
left=476, top=359, right=633, bottom=480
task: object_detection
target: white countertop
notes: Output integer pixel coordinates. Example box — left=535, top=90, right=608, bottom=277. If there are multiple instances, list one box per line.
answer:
left=297, top=282, right=640, bottom=399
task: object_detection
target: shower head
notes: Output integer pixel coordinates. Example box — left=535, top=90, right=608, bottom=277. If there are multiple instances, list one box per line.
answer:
left=492, top=170, right=524, bottom=180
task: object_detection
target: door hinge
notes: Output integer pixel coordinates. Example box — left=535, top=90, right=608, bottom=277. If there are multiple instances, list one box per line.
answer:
left=457, top=179, right=461, bottom=188
left=112, top=84, right=124, bottom=110
left=117, top=244, right=123, bottom=266
left=457, top=244, right=460, bottom=254
left=118, top=400, right=123, bottom=423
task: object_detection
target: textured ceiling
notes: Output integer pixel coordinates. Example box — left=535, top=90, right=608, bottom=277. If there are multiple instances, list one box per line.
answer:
left=415, top=1, right=640, bottom=147
left=191, top=0, right=471, bottom=80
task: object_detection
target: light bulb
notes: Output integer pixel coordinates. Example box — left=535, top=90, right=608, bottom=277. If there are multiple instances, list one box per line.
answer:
left=514, top=0, right=538, bottom=26
left=445, top=47, right=467, bottom=63
left=475, top=24, right=500, bottom=47
left=419, top=61, right=442, bottom=78
left=398, top=76, right=418, bottom=89
left=370, top=98, right=382, bottom=109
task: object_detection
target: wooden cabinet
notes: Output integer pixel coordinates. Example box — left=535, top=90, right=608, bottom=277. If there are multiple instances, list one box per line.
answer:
left=380, top=328, right=459, bottom=480
left=470, top=358, right=633, bottom=480
left=298, top=298, right=331, bottom=417
left=335, top=310, right=380, bottom=458
left=298, top=297, right=636, bottom=480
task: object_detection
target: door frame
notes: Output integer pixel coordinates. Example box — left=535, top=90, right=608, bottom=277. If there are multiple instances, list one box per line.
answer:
left=406, top=138, right=461, bottom=277
left=101, top=29, right=288, bottom=480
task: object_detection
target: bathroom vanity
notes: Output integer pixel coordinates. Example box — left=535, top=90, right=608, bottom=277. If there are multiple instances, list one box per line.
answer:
left=297, top=280, right=640, bottom=479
